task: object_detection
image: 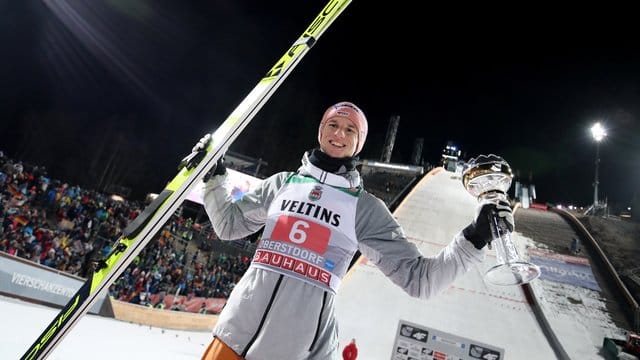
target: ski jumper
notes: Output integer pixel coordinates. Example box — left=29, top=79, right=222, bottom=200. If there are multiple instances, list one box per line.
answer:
left=202, top=152, right=485, bottom=360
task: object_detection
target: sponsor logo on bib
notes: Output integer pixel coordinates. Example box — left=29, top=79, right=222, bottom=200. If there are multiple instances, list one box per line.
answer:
left=308, top=185, right=323, bottom=201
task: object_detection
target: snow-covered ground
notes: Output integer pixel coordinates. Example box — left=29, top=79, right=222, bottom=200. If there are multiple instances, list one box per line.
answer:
left=0, top=295, right=213, bottom=360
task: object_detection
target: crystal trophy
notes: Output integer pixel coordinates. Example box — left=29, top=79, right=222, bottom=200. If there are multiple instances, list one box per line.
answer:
left=462, top=154, right=541, bottom=285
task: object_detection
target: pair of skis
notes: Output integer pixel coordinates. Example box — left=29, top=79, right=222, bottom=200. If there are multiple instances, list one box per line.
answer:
left=21, top=1, right=352, bottom=359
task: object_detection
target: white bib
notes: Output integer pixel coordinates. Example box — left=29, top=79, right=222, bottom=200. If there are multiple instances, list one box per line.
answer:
left=253, top=175, right=360, bottom=293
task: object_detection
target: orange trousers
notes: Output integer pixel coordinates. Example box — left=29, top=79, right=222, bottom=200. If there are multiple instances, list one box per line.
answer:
left=201, top=337, right=244, bottom=360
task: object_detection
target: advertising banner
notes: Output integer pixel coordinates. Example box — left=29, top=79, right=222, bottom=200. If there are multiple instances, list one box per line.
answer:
left=391, top=320, right=504, bottom=360
left=528, top=248, right=600, bottom=291
left=0, top=252, right=106, bottom=314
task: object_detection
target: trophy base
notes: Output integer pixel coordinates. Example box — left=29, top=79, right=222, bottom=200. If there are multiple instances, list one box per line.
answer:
left=485, top=261, right=541, bottom=286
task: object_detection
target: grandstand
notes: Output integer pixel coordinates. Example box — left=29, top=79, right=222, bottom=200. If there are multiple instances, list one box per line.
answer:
left=0, top=151, right=255, bottom=318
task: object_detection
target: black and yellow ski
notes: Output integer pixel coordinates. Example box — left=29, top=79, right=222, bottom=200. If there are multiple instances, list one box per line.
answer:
left=22, top=1, right=351, bottom=358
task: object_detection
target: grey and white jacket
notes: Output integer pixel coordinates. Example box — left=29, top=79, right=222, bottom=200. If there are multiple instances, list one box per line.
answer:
left=203, top=152, right=484, bottom=360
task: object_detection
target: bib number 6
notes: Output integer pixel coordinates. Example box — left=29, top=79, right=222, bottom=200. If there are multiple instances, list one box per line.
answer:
left=271, top=215, right=330, bottom=253
left=289, top=220, right=310, bottom=244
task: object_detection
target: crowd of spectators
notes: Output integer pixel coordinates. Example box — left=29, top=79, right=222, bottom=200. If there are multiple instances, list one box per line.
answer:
left=108, top=224, right=250, bottom=307
left=0, top=151, right=140, bottom=277
left=0, top=151, right=251, bottom=312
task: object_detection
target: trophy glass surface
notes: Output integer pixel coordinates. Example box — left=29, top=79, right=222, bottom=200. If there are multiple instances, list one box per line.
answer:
left=462, top=154, right=541, bottom=286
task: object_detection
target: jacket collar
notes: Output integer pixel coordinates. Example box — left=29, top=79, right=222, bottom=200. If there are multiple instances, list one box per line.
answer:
left=298, top=151, right=362, bottom=189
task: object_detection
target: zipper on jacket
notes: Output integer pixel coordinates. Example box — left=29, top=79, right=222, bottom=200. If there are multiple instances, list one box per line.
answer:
left=241, top=274, right=283, bottom=357
left=308, top=291, right=328, bottom=352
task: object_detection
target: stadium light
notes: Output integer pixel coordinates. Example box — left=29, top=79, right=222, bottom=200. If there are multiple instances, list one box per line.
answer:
left=590, top=122, right=607, bottom=207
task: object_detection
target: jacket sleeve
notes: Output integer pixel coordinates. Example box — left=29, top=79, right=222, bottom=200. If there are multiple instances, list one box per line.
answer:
left=202, top=172, right=290, bottom=240
left=354, top=192, right=485, bottom=300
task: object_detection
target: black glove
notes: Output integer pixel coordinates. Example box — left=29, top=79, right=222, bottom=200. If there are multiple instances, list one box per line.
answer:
left=179, top=133, right=227, bottom=181
left=463, top=200, right=514, bottom=249
left=203, top=157, right=226, bottom=182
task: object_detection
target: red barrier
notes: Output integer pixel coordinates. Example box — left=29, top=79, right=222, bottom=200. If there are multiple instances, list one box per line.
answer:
left=529, top=203, right=548, bottom=211
left=148, top=294, right=227, bottom=314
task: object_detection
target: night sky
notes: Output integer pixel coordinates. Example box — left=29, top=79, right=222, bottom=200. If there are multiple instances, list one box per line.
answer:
left=1, top=1, right=639, bottom=209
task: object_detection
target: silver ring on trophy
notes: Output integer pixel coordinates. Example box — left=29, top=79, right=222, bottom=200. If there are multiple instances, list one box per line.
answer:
left=462, top=154, right=541, bottom=286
